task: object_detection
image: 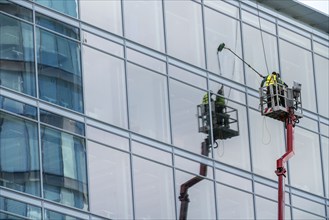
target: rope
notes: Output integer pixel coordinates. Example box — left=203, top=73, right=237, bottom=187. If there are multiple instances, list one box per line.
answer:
left=262, top=116, right=271, bottom=145
left=256, top=2, right=270, bottom=75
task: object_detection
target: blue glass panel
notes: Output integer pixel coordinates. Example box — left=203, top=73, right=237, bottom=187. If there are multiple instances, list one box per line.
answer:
left=0, top=112, right=40, bottom=196
left=35, top=0, right=78, bottom=18
left=0, top=196, right=42, bottom=219
left=45, top=209, right=81, bottom=220
left=41, top=125, right=88, bottom=210
left=36, top=13, right=79, bottom=40
left=0, top=0, right=32, bottom=21
left=40, top=109, right=85, bottom=135
left=0, top=13, right=36, bottom=96
left=37, top=28, right=83, bottom=112
left=0, top=95, right=37, bottom=120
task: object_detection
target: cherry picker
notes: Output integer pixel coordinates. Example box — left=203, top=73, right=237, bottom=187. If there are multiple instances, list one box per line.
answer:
left=259, top=80, right=302, bottom=220
left=178, top=89, right=239, bottom=220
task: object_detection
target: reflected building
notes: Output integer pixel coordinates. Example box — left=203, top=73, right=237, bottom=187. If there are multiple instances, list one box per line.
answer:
left=0, top=0, right=328, bottom=219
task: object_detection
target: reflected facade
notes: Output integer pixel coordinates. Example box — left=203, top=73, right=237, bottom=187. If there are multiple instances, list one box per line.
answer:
left=0, top=0, right=328, bottom=219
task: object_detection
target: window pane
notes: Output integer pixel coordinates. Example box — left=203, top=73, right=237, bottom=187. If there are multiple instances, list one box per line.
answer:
left=0, top=14, right=35, bottom=96
left=124, top=1, right=165, bottom=52
left=165, top=1, right=205, bottom=68
left=83, top=46, right=127, bottom=128
left=321, top=137, right=328, bottom=198
left=279, top=26, right=311, bottom=50
left=88, top=141, right=133, bottom=219
left=249, top=109, right=285, bottom=180
left=41, top=126, right=88, bottom=209
left=40, top=109, right=85, bottom=135
left=314, top=55, right=329, bottom=117
left=0, top=95, right=37, bottom=120
left=243, top=24, right=279, bottom=89
left=132, top=141, right=172, bottom=165
left=205, top=0, right=239, bottom=18
left=292, top=194, right=325, bottom=217
left=37, top=29, right=83, bottom=112
left=127, top=63, right=170, bottom=143
left=0, top=0, right=32, bottom=21
left=256, top=196, right=291, bottom=219
left=217, top=184, right=254, bottom=219
left=133, top=157, right=175, bottom=219
left=35, top=0, right=78, bottom=18
left=80, top=0, right=122, bottom=35
left=45, top=209, right=80, bottom=220
left=0, top=112, right=40, bottom=196
left=290, top=128, right=323, bottom=196
left=170, top=79, right=208, bottom=154
left=204, top=7, right=244, bottom=83
left=0, top=196, right=42, bottom=220
left=279, top=40, right=316, bottom=112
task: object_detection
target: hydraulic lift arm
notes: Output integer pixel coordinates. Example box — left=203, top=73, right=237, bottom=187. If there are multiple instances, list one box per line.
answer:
left=179, top=139, right=210, bottom=220
left=275, top=108, right=297, bottom=220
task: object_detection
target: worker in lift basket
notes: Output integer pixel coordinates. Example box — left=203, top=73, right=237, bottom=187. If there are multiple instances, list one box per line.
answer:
left=215, top=87, right=229, bottom=128
left=260, top=71, right=287, bottom=108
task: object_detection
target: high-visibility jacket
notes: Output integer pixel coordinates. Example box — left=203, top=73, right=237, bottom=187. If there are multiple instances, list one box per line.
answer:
left=215, top=95, right=225, bottom=106
left=265, top=74, right=277, bottom=86
left=202, top=93, right=209, bottom=104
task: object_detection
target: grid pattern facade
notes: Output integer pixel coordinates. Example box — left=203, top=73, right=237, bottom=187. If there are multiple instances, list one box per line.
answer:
left=0, top=0, right=328, bottom=219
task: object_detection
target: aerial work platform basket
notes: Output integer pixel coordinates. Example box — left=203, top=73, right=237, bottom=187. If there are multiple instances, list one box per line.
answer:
left=259, top=82, right=303, bottom=122
left=197, top=102, right=239, bottom=140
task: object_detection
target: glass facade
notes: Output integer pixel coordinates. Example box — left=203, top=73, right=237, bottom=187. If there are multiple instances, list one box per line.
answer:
left=0, top=0, right=328, bottom=219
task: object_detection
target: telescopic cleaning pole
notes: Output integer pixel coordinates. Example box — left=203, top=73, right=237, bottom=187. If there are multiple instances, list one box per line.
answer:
left=217, top=43, right=264, bottom=78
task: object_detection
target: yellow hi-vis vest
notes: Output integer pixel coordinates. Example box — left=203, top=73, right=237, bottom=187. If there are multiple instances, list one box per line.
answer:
left=265, top=74, right=277, bottom=86
left=202, top=93, right=209, bottom=104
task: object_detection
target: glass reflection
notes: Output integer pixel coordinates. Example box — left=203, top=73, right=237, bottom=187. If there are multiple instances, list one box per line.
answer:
left=204, top=7, right=244, bottom=83
left=0, top=13, right=35, bottom=96
left=0, top=95, right=37, bottom=120
left=314, top=55, right=329, bottom=117
left=37, top=28, right=83, bottom=112
left=0, top=112, right=40, bottom=196
left=88, top=141, right=133, bottom=219
left=124, top=0, right=165, bottom=52
left=41, top=126, right=88, bottom=209
left=290, top=128, right=323, bottom=196
left=45, top=209, right=81, bottom=220
left=35, top=0, right=78, bottom=18
left=83, top=46, right=127, bottom=128
left=170, top=79, right=207, bottom=154
left=127, top=63, right=170, bottom=143
left=0, top=196, right=42, bottom=220
left=133, top=157, right=175, bottom=219
left=0, top=0, right=32, bottom=21
left=165, top=1, right=205, bottom=68
left=280, top=40, right=316, bottom=112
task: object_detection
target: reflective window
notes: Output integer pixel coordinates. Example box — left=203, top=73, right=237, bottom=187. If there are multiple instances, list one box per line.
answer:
left=170, top=79, right=208, bottom=154
left=36, top=13, right=79, bottom=40
left=321, top=137, right=328, bottom=198
left=204, top=7, right=244, bottom=83
left=216, top=169, right=252, bottom=192
left=0, top=14, right=35, bottom=96
left=80, top=0, right=122, bottom=36
left=314, top=42, right=329, bottom=58
left=133, top=157, right=175, bottom=219
left=290, top=128, right=323, bottom=196
left=127, top=63, right=170, bottom=143
left=124, top=1, right=165, bottom=52
left=204, top=0, right=239, bottom=18
left=279, top=40, right=316, bottom=112
left=35, top=0, right=78, bottom=18
left=249, top=109, right=285, bottom=180
left=86, top=125, right=129, bottom=152
left=0, top=95, right=37, bottom=120
left=40, top=109, right=85, bottom=135
left=0, top=196, right=42, bottom=220
left=132, top=141, right=172, bottom=165
left=0, top=112, right=40, bottom=196
left=292, top=194, right=325, bottom=216
left=243, top=24, right=279, bottom=89
left=37, top=28, right=83, bottom=112
left=314, top=55, right=329, bottom=117
left=45, top=209, right=81, bottom=220
left=176, top=170, right=216, bottom=219
left=88, top=141, right=132, bottom=219
left=41, top=126, right=88, bottom=209
left=241, top=11, right=276, bottom=33
left=83, top=46, right=127, bottom=128
left=169, top=64, right=207, bottom=90
left=0, top=0, right=32, bottom=21
left=293, top=208, right=323, bottom=219
left=256, top=196, right=291, bottom=219
left=217, top=184, right=254, bottom=219
left=165, top=1, right=205, bottom=68
left=278, top=26, right=311, bottom=50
